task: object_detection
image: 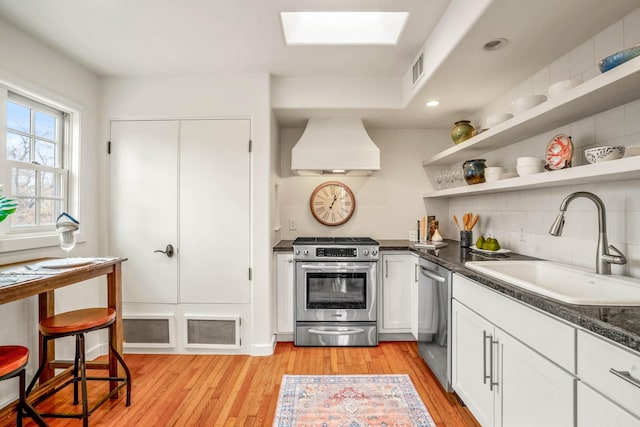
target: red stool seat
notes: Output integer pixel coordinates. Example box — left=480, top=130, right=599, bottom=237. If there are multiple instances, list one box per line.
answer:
left=0, top=346, right=29, bottom=377
left=0, top=346, right=47, bottom=427
left=39, top=308, right=116, bottom=336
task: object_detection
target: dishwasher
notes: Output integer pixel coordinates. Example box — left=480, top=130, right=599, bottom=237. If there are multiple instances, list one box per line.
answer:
left=417, top=257, right=453, bottom=392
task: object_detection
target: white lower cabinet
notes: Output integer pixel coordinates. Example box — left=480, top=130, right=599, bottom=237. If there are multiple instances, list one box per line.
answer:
left=452, top=274, right=575, bottom=427
left=275, top=253, right=294, bottom=336
left=577, top=329, right=640, bottom=425
left=577, top=382, right=640, bottom=427
left=379, top=253, right=412, bottom=333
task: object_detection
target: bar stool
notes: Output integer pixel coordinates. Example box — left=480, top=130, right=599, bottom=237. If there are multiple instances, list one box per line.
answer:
left=0, top=346, right=48, bottom=426
left=27, top=308, right=131, bottom=426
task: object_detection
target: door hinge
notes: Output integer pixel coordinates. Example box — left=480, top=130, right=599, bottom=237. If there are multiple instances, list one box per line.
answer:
left=248, top=139, right=252, bottom=153
left=107, top=141, right=111, bottom=154
left=249, top=267, right=252, bottom=280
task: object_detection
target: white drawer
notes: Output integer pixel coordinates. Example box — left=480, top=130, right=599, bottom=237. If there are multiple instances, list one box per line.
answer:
left=577, top=330, right=640, bottom=419
left=453, top=274, right=575, bottom=372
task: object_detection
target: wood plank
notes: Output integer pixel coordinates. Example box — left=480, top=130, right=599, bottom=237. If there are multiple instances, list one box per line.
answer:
left=8, top=342, right=479, bottom=427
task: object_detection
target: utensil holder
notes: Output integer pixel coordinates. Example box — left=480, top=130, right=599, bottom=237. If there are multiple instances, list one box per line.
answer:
left=460, top=230, right=473, bottom=248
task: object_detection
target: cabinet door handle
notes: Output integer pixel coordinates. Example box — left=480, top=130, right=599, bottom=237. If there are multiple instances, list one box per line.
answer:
left=483, top=331, right=491, bottom=385
left=489, top=338, right=499, bottom=391
left=287, top=259, right=293, bottom=263
left=415, top=263, right=419, bottom=282
left=385, top=259, right=389, bottom=278
left=610, top=369, right=640, bottom=389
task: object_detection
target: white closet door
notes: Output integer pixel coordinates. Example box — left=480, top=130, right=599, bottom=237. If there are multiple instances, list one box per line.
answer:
left=178, top=119, right=251, bottom=304
left=109, top=120, right=179, bottom=304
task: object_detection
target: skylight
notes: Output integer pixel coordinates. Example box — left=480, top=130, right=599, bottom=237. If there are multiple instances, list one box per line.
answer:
left=280, top=12, right=409, bottom=46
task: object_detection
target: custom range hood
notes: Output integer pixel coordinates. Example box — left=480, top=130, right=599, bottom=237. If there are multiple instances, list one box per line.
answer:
left=291, top=118, right=380, bottom=176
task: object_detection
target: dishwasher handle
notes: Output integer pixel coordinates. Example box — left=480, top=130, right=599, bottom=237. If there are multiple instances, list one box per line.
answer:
left=420, top=266, right=446, bottom=283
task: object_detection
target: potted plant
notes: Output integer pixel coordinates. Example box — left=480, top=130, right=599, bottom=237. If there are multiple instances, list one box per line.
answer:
left=0, top=185, right=17, bottom=223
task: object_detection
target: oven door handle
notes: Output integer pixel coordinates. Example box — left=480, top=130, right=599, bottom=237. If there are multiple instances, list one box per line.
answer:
left=299, top=265, right=373, bottom=270
left=308, top=328, right=365, bottom=336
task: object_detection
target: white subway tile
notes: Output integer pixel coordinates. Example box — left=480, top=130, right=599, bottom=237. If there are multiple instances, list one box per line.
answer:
left=533, top=67, right=550, bottom=95
left=623, top=7, right=640, bottom=47
left=626, top=211, right=640, bottom=244
left=549, top=52, right=571, bottom=83
left=626, top=180, right=640, bottom=211
left=570, top=39, right=595, bottom=77
left=595, top=20, right=624, bottom=61
left=595, top=106, right=625, bottom=142
left=625, top=98, right=640, bottom=135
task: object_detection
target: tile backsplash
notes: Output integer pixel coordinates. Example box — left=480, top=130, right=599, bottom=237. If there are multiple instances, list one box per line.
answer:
left=443, top=6, right=640, bottom=278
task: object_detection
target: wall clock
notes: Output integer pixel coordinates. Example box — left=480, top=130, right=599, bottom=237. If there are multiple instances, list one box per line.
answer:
left=309, top=181, right=356, bottom=226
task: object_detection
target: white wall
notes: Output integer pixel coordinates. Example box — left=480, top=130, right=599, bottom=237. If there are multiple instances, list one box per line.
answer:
left=278, top=128, right=449, bottom=240
left=434, top=7, right=640, bottom=277
left=98, top=74, right=275, bottom=355
left=0, top=16, right=103, bottom=403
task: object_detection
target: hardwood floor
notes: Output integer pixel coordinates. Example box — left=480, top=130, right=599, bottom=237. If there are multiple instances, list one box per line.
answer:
left=9, top=342, right=479, bottom=427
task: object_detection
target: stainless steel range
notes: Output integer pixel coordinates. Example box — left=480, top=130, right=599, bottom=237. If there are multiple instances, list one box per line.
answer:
left=293, top=237, right=379, bottom=347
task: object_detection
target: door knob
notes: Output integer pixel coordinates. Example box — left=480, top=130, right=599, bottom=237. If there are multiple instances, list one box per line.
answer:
left=154, top=244, right=174, bottom=258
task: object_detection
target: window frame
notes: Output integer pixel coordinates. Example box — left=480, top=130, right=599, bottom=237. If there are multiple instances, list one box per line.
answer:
left=0, top=75, right=83, bottom=253
left=6, top=92, right=69, bottom=232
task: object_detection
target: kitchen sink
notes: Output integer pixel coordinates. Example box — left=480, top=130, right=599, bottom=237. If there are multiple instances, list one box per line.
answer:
left=464, top=260, right=640, bottom=306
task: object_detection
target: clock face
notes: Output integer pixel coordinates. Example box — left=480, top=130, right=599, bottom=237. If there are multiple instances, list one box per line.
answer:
left=310, top=181, right=356, bottom=226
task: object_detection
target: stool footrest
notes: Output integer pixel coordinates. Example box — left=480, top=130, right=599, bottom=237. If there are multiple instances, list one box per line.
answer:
left=33, top=377, right=129, bottom=419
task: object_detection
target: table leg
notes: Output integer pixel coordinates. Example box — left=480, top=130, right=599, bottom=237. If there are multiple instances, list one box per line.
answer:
left=37, top=290, right=55, bottom=383
left=107, top=262, right=124, bottom=396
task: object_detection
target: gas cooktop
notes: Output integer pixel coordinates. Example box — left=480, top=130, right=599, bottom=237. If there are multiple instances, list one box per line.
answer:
left=293, top=237, right=379, bottom=245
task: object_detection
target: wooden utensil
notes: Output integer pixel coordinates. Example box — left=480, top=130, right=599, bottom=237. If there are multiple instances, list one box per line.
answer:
left=469, top=214, right=479, bottom=231
left=453, top=215, right=461, bottom=231
left=463, top=213, right=470, bottom=231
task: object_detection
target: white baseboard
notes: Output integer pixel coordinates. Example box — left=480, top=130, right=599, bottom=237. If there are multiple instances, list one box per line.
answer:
left=250, top=334, right=276, bottom=356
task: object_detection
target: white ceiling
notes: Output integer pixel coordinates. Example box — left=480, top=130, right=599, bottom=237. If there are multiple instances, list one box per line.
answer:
left=0, top=0, right=639, bottom=128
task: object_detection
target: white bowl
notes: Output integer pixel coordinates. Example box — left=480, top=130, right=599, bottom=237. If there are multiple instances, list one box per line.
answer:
left=625, top=146, right=640, bottom=157
left=511, top=95, right=547, bottom=115
left=516, top=157, right=546, bottom=166
left=517, top=165, right=545, bottom=176
left=548, top=78, right=582, bottom=99
left=485, top=113, right=513, bottom=128
left=484, top=166, right=506, bottom=182
left=584, top=146, right=625, bottom=164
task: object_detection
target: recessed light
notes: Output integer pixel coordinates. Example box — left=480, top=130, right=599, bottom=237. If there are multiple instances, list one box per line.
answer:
left=280, top=12, right=409, bottom=46
left=483, top=38, right=508, bottom=51
left=425, top=100, right=440, bottom=107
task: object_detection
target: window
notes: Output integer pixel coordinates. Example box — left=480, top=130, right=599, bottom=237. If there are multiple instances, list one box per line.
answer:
left=5, top=93, right=68, bottom=230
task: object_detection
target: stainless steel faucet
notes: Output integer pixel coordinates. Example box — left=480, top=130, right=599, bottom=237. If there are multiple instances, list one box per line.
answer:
left=549, top=191, right=626, bottom=274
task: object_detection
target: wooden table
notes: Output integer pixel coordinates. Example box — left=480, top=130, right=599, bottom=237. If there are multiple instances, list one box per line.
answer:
left=0, top=257, right=127, bottom=393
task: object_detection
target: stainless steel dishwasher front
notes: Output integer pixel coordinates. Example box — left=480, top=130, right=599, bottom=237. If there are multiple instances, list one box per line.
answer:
left=418, top=257, right=453, bottom=392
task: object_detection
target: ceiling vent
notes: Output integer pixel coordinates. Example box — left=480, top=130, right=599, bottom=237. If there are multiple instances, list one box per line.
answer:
left=291, top=118, right=380, bottom=176
left=412, top=51, right=424, bottom=85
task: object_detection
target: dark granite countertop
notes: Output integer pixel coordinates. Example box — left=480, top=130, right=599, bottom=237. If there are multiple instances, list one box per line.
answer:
left=273, top=238, right=640, bottom=353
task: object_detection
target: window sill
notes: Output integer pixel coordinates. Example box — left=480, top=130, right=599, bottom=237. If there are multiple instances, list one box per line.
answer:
left=0, top=231, right=86, bottom=253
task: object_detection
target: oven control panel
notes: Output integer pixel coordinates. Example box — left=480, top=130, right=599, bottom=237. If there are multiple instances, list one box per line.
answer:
left=317, top=247, right=357, bottom=257
left=293, top=245, right=379, bottom=261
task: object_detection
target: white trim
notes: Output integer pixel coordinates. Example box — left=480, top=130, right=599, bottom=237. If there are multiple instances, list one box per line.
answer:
left=251, top=334, right=277, bottom=356
left=0, top=68, right=85, bottom=252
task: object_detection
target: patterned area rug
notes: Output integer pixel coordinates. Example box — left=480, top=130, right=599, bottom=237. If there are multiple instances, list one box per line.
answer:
left=273, top=374, right=436, bottom=426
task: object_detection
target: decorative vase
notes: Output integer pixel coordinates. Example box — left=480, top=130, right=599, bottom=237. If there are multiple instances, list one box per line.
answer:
left=599, top=44, right=640, bottom=73
left=462, top=159, right=486, bottom=185
left=451, top=120, right=475, bottom=145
